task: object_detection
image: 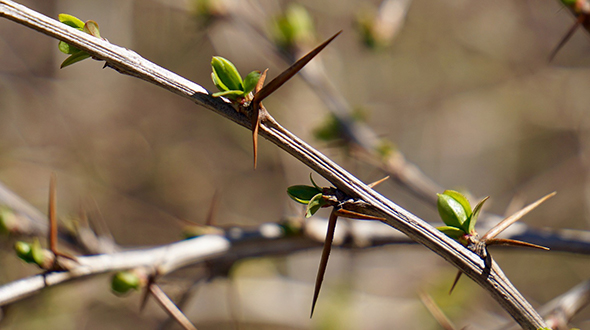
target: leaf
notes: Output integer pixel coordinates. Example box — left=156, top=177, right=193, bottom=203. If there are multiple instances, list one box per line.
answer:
left=60, top=51, right=91, bottom=68
left=58, top=14, right=85, bottom=29
left=437, top=193, right=468, bottom=229
left=305, top=193, right=326, bottom=218
left=30, top=238, right=45, bottom=266
left=14, top=241, right=34, bottom=263
left=309, top=173, right=322, bottom=191
left=243, top=71, right=261, bottom=95
left=442, top=190, right=472, bottom=218
left=211, top=56, right=243, bottom=92
left=211, top=90, right=245, bottom=99
left=83, top=20, right=101, bottom=38
left=436, top=226, right=466, bottom=240
left=465, top=196, right=489, bottom=234
left=287, top=185, right=322, bottom=204
left=211, top=71, right=229, bottom=92
left=58, top=41, right=80, bottom=54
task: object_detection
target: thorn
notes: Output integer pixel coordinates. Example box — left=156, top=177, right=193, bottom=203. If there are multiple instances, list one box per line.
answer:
left=205, top=190, right=220, bottom=226
left=253, top=31, right=342, bottom=105
left=549, top=15, right=585, bottom=62
left=367, top=176, right=389, bottom=188
left=419, top=292, right=458, bottom=330
left=48, top=173, right=57, bottom=255
left=334, top=208, right=385, bottom=221
left=310, top=209, right=338, bottom=318
left=449, top=270, right=462, bottom=295
left=484, top=238, right=549, bottom=251
left=250, top=69, right=268, bottom=170
left=149, top=283, right=198, bottom=330
left=140, top=275, right=155, bottom=312
left=481, top=192, right=556, bottom=241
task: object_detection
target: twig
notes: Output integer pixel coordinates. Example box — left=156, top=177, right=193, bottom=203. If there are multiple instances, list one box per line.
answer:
left=0, top=1, right=547, bottom=328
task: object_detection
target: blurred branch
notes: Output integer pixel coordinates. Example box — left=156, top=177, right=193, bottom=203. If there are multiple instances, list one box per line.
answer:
left=0, top=1, right=547, bottom=328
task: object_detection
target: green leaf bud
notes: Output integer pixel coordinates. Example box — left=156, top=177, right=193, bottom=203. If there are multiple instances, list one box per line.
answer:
left=305, top=192, right=326, bottom=218
left=111, top=271, right=141, bottom=295
left=211, top=56, right=244, bottom=92
left=437, top=192, right=469, bottom=229
left=242, top=71, right=261, bottom=95
left=287, top=185, right=322, bottom=204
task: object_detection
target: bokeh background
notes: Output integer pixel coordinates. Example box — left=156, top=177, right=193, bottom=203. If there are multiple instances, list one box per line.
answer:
left=0, top=0, right=589, bottom=329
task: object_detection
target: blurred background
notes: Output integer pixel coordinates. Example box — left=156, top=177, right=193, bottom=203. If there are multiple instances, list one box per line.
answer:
left=0, top=0, right=589, bottom=329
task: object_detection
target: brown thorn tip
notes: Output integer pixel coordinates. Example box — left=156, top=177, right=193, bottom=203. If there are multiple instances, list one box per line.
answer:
left=367, top=176, right=390, bottom=188
left=49, top=173, right=58, bottom=254
left=310, top=209, right=338, bottom=318
left=449, top=270, right=462, bottom=295
left=254, top=30, right=342, bottom=104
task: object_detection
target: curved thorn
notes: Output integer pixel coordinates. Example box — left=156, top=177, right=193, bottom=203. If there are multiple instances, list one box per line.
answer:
left=481, top=192, right=556, bottom=241
left=205, top=190, right=220, bottom=226
left=251, top=103, right=261, bottom=169
left=310, top=208, right=338, bottom=318
left=449, top=270, right=462, bottom=295
left=253, top=31, right=342, bottom=104
left=140, top=275, right=155, bottom=312
left=549, top=15, right=585, bottom=62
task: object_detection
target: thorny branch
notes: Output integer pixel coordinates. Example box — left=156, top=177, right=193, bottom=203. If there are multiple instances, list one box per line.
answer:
left=0, top=0, right=573, bottom=328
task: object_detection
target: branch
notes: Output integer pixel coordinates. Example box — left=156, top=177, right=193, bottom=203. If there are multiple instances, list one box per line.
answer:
left=0, top=1, right=546, bottom=328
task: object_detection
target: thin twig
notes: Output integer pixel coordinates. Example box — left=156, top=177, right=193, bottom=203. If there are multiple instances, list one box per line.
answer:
left=149, top=283, right=198, bottom=330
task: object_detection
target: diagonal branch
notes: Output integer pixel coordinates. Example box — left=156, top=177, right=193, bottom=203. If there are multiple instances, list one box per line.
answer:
left=0, top=1, right=546, bottom=328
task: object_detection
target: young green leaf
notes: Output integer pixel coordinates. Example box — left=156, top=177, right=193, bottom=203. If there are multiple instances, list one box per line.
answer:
left=30, top=238, right=46, bottom=266
left=442, top=190, right=472, bottom=218
left=60, top=51, right=91, bottom=69
left=211, top=90, right=245, bottom=99
left=465, top=196, right=489, bottom=234
left=83, top=20, right=101, bottom=38
left=287, top=185, right=322, bottom=204
left=437, top=193, right=469, bottom=229
left=58, top=41, right=81, bottom=54
left=58, top=14, right=85, bottom=29
left=306, top=193, right=326, bottom=218
left=437, top=226, right=466, bottom=240
left=111, top=271, right=141, bottom=295
left=14, top=241, right=35, bottom=263
left=309, top=173, right=322, bottom=191
left=211, top=56, right=243, bottom=92
left=243, top=71, right=261, bottom=95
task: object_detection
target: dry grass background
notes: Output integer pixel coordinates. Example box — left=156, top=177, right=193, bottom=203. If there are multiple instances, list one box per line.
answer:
left=0, top=0, right=590, bottom=329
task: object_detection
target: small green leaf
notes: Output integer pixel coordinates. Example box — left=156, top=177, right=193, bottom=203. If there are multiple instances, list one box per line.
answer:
left=30, top=238, right=46, bottom=266
left=60, top=51, right=91, bottom=68
left=58, top=41, right=80, bottom=54
left=243, top=70, right=261, bottom=95
left=437, top=226, right=466, bottom=240
left=111, top=271, right=141, bottom=295
left=211, top=71, right=229, bottom=92
left=305, top=192, right=326, bottom=218
left=437, top=193, right=468, bottom=229
left=211, top=90, right=245, bottom=99
left=0, top=207, right=17, bottom=234
left=442, top=190, right=472, bottom=218
left=309, top=173, right=322, bottom=191
left=287, top=185, right=322, bottom=204
left=58, top=14, right=85, bottom=29
left=14, top=241, right=35, bottom=263
left=465, top=196, right=489, bottom=234
left=83, top=20, right=101, bottom=38
left=211, top=56, right=243, bottom=92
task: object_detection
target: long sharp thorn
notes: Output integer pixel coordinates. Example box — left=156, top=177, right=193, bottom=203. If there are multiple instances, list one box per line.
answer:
left=252, top=105, right=260, bottom=169
left=334, top=208, right=385, bottom=221
left=481, top=192, right=556, bottom=241
left=449, top=270, right=462, bottom=295
left=367, top=176, right=390, bottom=188
left=419, top=292, right=458, bottom=330
left=150, top=283, right=198, bottom=330
left=253, top=31, right=342, bottom=104
left=251, top=69, right=267, bottom=170
left=205, top=190, right=220, bottom=226
left=549, top=15, right=585, bottom=62
left=310, top=209, right=338, bottom=318
left=49, top=173, right=58, bottom=255
left=485, top=238, right=549, bottom=251
left=140, top=276, right=155, bottom=312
